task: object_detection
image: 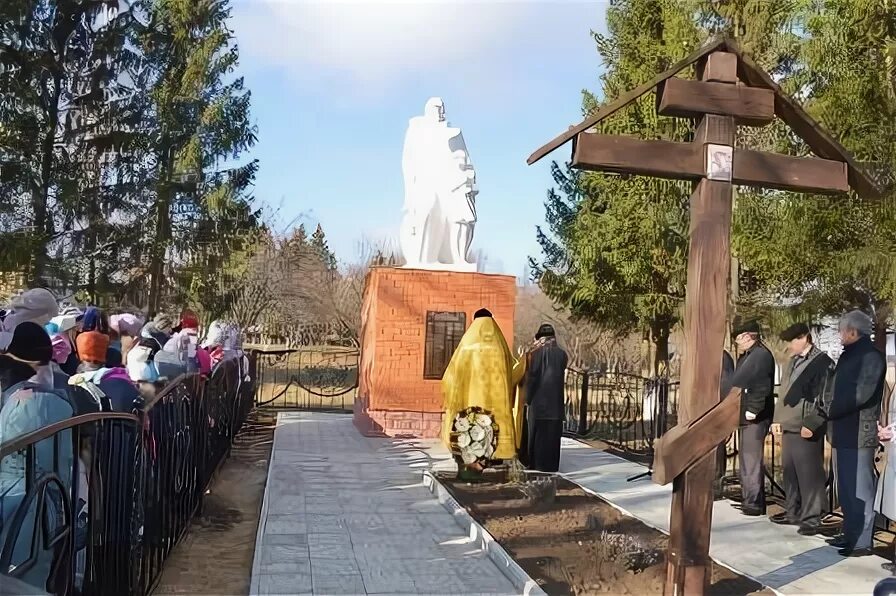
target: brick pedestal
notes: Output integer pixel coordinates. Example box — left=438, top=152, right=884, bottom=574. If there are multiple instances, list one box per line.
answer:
left=354, top=267, right=516, bottom=438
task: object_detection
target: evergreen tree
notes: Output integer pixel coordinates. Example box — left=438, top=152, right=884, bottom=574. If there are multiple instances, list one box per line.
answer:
left=310, top=223, right=338, bottom=271
left=0, top=0, right=138, bottom=286
left=732, top=0, right=896, bottom=347
left=128, top=0, right=258, bottom=314
left=533, top=0, right=701, bottom=374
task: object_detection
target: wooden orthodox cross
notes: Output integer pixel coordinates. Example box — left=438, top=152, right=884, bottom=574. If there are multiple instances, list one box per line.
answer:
left=528, top=38, right=879, bottom=596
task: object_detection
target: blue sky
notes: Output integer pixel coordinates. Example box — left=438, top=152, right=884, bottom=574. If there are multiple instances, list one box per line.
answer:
left=230, top=0, right=607, bottom=278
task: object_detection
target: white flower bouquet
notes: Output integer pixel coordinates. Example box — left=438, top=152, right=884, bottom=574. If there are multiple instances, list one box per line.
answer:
left=450, top=406, right=499, bottom=465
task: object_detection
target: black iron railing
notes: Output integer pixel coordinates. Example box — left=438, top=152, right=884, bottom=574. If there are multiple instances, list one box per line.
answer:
left=0, top=355, right=256, bottom=596
left=249, top=346, right=358, bottom=411
left=563, top=368, right=891, bottom=534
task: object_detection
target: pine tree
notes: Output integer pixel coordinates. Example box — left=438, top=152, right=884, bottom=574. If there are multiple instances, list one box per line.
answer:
left=731, top=0, right=896, bottom=347
left=310, top=223, right=338, bottom=271
left=0, top=0, right=138, bottom=286
left=533, top=0, right=701, bottom=374
left=132, top=0, right=258, bottom=314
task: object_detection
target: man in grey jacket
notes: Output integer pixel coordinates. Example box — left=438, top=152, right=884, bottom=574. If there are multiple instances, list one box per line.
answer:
left=770, top=323, right=833, bottom=535
left=824, top=310, right=885, bottom=557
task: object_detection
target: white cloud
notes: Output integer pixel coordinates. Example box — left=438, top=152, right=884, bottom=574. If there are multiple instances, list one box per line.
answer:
left=232, top=0, right=579, bottom=91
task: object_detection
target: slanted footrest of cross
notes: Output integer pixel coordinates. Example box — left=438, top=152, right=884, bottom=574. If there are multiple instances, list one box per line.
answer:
left=651, top=388, right=742, bottom=485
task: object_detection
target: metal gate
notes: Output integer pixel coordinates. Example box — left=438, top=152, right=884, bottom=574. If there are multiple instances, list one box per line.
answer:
left=250, top=346, right=359, bottom=411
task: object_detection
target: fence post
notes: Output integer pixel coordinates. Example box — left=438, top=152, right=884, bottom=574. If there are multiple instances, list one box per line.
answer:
left=578, top=370, right=590, bottom=436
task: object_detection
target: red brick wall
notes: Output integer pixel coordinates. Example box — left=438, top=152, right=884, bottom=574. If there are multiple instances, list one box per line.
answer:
left=354, top=267, right=516, bottom=437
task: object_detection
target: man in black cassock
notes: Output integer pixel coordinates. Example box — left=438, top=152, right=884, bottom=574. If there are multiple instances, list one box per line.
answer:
left=525, top=324, right=569, bottom=472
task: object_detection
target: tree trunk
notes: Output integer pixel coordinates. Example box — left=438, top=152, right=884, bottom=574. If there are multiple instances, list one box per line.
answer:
left=30, top=74, right=62, bottom=285
left=874, top=301, right=891, bottom=354
left=147, top=147, right=174, bottom=317
left=652, top=321, right=671, bottom=377
left=640, top=329, right=652, bottom=377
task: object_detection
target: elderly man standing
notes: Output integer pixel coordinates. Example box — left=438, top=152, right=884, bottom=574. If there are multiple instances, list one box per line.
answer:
left=729, top=320, right=776, bottom=516
left=770, top=323, right=833, bottom=535
left=825, top=310, right=885, bottom=557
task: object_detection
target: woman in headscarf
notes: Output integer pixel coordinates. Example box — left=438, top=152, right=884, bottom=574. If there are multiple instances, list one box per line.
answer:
left=109, top=312, right=143, bottom=367
left=440, top=309, right=516, bottom=468
left=163, top=309, right=210, bottom=375
left=0, top=288, right=58, bottom=351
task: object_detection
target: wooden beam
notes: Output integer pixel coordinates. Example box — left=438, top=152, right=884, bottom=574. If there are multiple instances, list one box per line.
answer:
left=728, top=39, right=882, bottom=198
left=527, top=37, right=729, bottom=165
left=657, top=77, right=774, bottom=126
left=652, top=388, right=742, bottom=485
left=696, top=51, right=738, bottom=84
left=733, top=150, right=849, bottom=194
left=572, top=133, right=702, bottom=179
left=663, top=107, right=735, bottom=596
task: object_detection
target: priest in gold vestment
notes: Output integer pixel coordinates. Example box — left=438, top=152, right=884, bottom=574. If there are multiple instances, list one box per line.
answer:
left=441, top=309, right=517, bottom=462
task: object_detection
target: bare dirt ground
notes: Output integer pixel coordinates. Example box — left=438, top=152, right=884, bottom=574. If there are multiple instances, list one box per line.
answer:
left=442, top=476, right=773, bottom=596
left=154, top=411, right=276, bottom=596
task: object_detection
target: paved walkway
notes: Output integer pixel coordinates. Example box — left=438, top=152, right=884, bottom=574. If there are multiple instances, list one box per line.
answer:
left=559, top=438, right=888, bottom=596
left=249, top=412, right=517, bottom=595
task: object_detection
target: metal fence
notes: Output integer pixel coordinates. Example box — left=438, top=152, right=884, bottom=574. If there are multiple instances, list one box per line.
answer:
left=0, top=355, right=255, bottom=596
left=250, top=346, right=359, bottom=411
left=563, top=368, right=890, bottom=533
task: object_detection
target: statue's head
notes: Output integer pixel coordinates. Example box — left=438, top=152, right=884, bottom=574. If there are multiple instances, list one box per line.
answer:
left=424, top=97, right=445, bottom=123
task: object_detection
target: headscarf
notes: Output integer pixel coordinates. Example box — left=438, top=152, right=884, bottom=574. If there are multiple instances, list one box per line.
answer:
left=50, top=333, right=73, bottom=365
left=0, top=289, right=59, bottom=350
left=180, top=309, right=199, bottom=330
left=76, top=331, right=110, bottom=364
left=151, top=313, right=175, bottom=335
left=81, top=306, right=107, bottom=333
left=109, top=313, right=143, bottom=337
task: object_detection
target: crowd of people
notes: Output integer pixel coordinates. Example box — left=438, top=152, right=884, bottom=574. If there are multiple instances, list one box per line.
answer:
left=0, top=287, right=246, bottom=444
left=724, top=310, right=892, bottom=570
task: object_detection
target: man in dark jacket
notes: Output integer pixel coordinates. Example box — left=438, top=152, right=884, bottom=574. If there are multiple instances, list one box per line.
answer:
left=525, top=324, right=569, bottom=472
left=729, top=319, right=776, bottom=516
left=824, top=310, right=885, bottom=557
left=770, top=323, right=833, bottom=535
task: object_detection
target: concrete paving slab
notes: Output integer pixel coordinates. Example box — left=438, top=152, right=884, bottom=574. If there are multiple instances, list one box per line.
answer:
left=249, top=412, right=518, bottom=596
left=559, top=437, right=890, bottom=596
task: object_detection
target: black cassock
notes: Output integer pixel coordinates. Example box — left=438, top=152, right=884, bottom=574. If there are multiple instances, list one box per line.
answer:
left=525, top=342, right=569, bottom=473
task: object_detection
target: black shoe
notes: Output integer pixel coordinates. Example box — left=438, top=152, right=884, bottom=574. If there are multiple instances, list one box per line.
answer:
left=770, top=512, right=797, bottom=525
left=826, top=535, right=849, bottom=547
left=797, top=525, right=820, bottom=536
left=838, top=547, right=873, bottom=557
left=742, top=507, right=764, bottom=517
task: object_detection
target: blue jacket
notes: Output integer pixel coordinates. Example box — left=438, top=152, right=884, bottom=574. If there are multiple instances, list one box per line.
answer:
left=826, top=336, right=885, bottom=448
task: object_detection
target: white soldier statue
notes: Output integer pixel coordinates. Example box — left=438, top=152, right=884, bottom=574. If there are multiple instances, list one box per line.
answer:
left=400, top=97, right=478, bottom=270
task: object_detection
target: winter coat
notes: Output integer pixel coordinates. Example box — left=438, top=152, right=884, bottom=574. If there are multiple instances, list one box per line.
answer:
left=731, top=342, right=776, bottom=424
left=773, top=347, right=833, bottom=434
left=825, top=335, right=885, bottom=449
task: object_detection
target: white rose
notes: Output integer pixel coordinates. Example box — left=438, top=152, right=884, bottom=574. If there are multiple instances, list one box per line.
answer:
left=470, top=443, right=486, bottom=457
left=470, top=426, right=485, bottom=441
left=455, top=417, right=471, bottom=432
left=457, top=432, right=471, bottom=447
left=476, top=414, right=492, bottom=427
left=461, top=448, right=477, bottom=464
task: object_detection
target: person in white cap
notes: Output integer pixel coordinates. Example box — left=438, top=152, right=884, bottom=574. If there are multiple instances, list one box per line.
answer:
left=0, top=288, right=59, bottom=351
